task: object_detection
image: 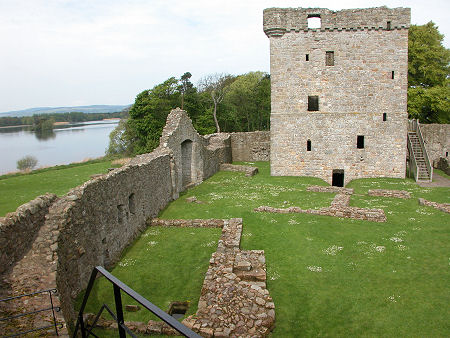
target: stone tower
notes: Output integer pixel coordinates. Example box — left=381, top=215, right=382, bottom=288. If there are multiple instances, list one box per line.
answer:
left=264, top=7, right=410, bottom=186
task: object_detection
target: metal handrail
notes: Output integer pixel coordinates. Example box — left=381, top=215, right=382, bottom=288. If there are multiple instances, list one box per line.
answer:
left=0, top=288, right=62, bottom=337
left=73, top=266, right=201, bottom=338
left=407, top=132, right=419, bottom=181
left=416, top=121, right=433, bottom=182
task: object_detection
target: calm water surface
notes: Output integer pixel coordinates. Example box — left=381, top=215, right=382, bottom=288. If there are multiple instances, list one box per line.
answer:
left=0, top=120, right=119, bottom=174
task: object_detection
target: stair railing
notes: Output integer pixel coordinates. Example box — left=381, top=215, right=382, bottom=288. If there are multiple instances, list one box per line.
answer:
left=416, top=121, right=433, bottom=182
left=407, top=132, right=419, bottom=182
left=73, top=266, right=201, bottom=338
left=0, top=288, right=62, bottom=337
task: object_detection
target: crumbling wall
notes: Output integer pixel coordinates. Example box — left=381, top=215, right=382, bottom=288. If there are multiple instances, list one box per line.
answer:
left=0, top=193, right=57, bottom=275
left=159, top=108, right=231, bottom=195
left=230, top=131, right=270, bottom=162
left=55, top=149, right=174, bottom=328
left=420, top=124, right=449, bottom=164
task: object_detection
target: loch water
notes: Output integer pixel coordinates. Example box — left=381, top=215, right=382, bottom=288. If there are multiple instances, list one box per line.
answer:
left=0, top=120, right=120, bottom=175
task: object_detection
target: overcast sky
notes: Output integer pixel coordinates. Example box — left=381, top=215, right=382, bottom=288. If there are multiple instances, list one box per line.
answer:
left=0, top=0, right=448, bottom=113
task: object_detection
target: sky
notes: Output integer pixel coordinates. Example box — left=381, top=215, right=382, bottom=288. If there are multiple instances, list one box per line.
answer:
left=0, top=0, right=448, bottom=113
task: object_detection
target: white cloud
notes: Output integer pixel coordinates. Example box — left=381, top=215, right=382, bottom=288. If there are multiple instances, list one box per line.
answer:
left=0, top=0, right=448, bottom=112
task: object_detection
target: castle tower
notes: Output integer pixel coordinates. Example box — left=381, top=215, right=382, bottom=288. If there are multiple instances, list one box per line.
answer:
left=264, top=7, right=410, bottom=186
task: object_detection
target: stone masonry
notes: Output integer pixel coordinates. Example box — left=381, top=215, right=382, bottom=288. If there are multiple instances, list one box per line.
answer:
left=264, top=7, right=410, bottom=186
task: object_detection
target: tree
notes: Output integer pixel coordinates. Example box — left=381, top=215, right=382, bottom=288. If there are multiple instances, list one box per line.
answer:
left=407, top=22, right=449, bottom=123
left=179, top=72, right=193, bottom=110
left=17, top=155, right=38, bottom=171
left=126, top=77, right=181, bottom=154
left=408, top=22, right=449, bottom=88
left=224, top=72, right=270, bottom=132
left=198, top=73, right=234, bottom=133
left=106, top=119, right=136, bottom=156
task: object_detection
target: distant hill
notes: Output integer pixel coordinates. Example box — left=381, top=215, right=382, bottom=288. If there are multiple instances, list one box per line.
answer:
left=0, top=105, right=131, bottom=117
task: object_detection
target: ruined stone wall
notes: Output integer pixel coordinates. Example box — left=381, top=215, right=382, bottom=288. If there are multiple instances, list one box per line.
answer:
left=230, top=131, right=270, bottom=162
left=420, top=124, right=449, bottom=164
left=0, top=193, right=57, bottom=275
left=159, top=108, right=231, bottom=195
left=264, top=7, right=409, bottom=185
left=55, top=149, right=174, bottom=327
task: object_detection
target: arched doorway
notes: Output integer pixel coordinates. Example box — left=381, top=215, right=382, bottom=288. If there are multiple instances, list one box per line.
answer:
left=181, top=139, right=193, bottom=187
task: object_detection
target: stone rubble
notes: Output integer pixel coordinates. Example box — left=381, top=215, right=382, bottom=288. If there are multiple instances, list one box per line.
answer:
left=255, top=185, right=386, bottom=222
left=418, top=198, right=450, bottom=213
left=368, top=189, right=411, bottom=199
left=220, top=163, right=259, bottom=177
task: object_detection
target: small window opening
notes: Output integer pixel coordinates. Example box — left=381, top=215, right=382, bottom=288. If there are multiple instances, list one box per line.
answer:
left=306, top=54, right=309, bottom=61
left=128, top=193, right=135, bottom=214
left=383, top=113, right=387, bottom=121
left=307, top=15, right=321, bottom=29
left=168, top=302, right=189, bottom=320
left=326, top=51, right=334, bottom=66
left=391, top=71, right=395, bottom=79
left=357, top=135, right=365, bottom=149
left=307, top=140, right=312, bottom=151
left=387, top=21, right=391, bottom=30
left=332, top=169, right=344, bottom=187
left=308, top=96, right=319, bottom=111
left=446, top=152, right=448, bottom=157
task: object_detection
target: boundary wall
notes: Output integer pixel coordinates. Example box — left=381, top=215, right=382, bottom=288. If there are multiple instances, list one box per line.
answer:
left=420, top=124, right=449, bottom=164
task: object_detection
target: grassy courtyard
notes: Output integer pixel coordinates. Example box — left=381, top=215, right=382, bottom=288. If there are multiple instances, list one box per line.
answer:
left=79, top=162, right=449, bottom=336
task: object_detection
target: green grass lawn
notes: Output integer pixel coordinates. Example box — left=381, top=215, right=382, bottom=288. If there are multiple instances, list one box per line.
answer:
left=79, top=162, right=449, bottom=336
left=0, top=159, right=118, bottom=216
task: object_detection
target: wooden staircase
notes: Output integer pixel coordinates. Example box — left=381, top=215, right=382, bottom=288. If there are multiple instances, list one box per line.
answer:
left=407, top=120, right=433, bottom=182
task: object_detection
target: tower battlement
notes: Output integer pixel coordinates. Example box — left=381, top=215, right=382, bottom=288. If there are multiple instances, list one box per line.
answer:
left=263, top=7, right=410, bottom=37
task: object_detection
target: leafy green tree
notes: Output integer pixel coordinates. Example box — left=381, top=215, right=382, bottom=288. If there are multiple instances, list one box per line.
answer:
left=127, top=77, right=180, bottom=154
left=106, top=119, right=136, bottom=156
left=408, top=22, right=449, bottom=88
left=408, top=22, right=449, bottom=123
left=223, top=72, right=270, bottom=132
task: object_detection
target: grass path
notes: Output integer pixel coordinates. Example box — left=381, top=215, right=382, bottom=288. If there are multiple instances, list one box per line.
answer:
left=80, top=162, right=449, bottom=336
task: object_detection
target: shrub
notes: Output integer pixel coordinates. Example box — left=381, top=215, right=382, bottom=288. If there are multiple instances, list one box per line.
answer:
left=17, top=155, right=38, bottom=171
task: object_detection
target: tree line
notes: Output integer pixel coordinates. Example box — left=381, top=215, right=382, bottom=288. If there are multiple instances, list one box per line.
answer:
left=107, top=71, right=270, bottom=155
left=0, top=111, right=126, bottom=128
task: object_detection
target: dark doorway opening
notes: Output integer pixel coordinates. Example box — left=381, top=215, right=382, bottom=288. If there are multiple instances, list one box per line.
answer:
left=181, top=139, right=193, bottom=187
left=332, top=169, right=344, bottom=187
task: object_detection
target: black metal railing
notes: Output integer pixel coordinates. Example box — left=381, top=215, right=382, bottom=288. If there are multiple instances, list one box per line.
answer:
left=0, top=288, right=62, bottom=337
left=73, top=266, right=201, bottom=338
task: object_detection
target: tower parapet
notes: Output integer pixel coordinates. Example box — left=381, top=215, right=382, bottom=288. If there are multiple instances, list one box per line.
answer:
left=264, top=7, right=410, bottom=37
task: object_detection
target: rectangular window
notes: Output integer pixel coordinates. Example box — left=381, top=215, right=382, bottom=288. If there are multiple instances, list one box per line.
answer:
left=383, top=113, right=387, bottom=121
left=391, top=71, right=395, bottom=79
left=387, top=21, right=391, bottom=30
left=326, top=51, right=334, bottom=66
left=306, top=54, right=309, bottom=61
left=307, top=140, right=311, bottom=151
left=308, top=96, right=319, bottom=111
left=357, top=135, right=365, bottom=149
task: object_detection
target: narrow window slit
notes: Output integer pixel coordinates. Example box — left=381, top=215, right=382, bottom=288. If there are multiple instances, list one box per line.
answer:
left=357, top=135, right=365, bottom=149
left=307, top=140, right=312, bottom=151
